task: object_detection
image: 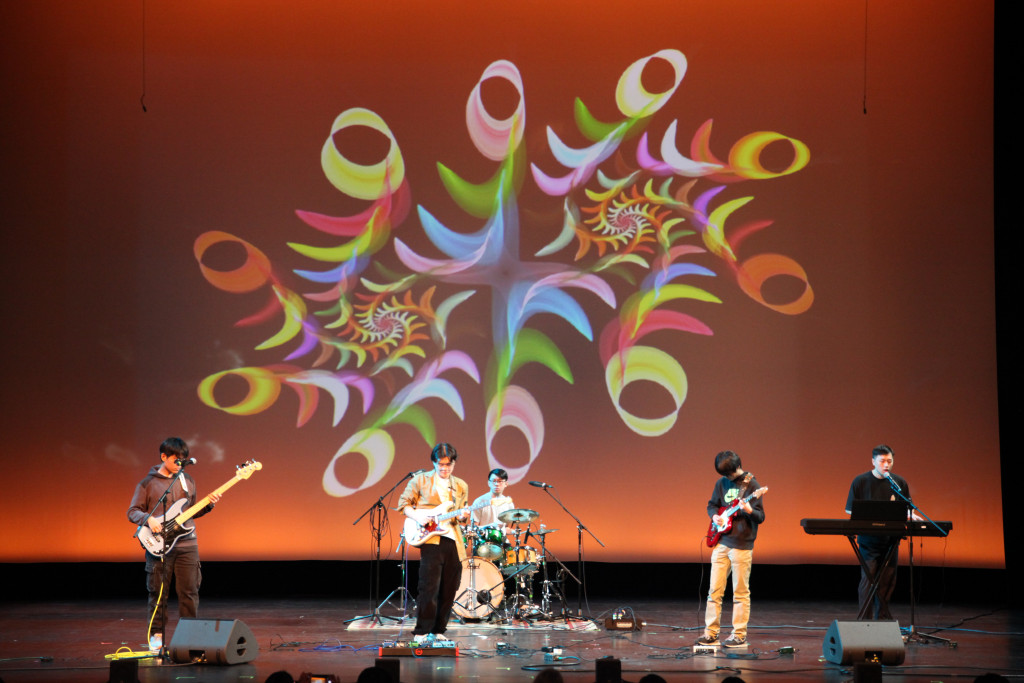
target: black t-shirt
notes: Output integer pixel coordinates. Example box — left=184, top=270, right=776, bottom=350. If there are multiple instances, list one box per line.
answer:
left=845, top=470, right=911, bottom=547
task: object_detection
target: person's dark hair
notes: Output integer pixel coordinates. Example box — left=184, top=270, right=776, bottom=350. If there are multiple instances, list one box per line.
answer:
left=872, top=444, right=894, bottom=459
left=714, top=450, right=742, bottom=477
left=160, top=437, right=189, bottom=460
left=264, top=671, right=295, bottom=683
left=488, top=468, right=508, bottom=481
left=532, top=667, right=564, bottom=682
left=357, top=665, right=396, bottom=683
left=638, top=675, right=668, bottom=683
left=431, top=442, right=458, bottom=463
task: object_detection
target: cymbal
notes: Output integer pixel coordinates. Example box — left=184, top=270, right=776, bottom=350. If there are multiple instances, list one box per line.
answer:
left=531, top=528, right=558, bottom=536
left=499, top=508, right=538, bottom=524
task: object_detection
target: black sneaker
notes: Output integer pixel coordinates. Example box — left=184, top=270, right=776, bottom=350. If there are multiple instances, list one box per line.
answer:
left=722, top=636, right=747, bottom=648
left=695, top=634, right=718, bottom=646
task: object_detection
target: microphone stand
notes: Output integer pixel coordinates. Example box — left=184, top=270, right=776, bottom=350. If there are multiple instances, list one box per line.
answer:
left=536, top=485, right=603, bottom=620
left=344, top=471, right=415, bottom=626
left=885, top=478, right=953, bottom=647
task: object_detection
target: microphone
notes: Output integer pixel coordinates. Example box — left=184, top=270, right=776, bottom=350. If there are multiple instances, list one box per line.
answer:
left=529, top=481, right=553, bottom=489
left=176, top=457, right=197, bottom=467
left=883, top=472, right=901, bottom=492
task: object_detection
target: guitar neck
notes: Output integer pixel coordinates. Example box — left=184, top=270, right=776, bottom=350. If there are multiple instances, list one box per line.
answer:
left=176, top=475, right=243, bottom=524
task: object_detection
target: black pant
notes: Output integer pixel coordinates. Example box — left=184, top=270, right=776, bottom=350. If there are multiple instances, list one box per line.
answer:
left=414, top=537, right=462, bottom=635
left=858, top=539, right=898, bottom=620
left=145, top=545, right=201, bottom=635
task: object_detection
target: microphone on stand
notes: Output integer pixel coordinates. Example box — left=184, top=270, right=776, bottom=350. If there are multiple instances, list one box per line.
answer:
left=529, top=481, right=553, bottom=489
left=176, top=457, right=197, bottom=467
left=883, top=472, right=901, bottom=492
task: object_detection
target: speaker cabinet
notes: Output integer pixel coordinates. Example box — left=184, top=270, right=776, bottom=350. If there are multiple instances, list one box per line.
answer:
left=822, top=619, right=905, bottom=665
left=168, top=618, right=258, bottom=665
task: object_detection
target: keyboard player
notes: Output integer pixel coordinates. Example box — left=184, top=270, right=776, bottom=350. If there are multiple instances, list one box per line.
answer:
left=844, top=444, right=922, bottom=620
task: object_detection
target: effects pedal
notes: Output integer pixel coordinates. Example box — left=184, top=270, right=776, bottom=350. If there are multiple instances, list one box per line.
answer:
left=693, top=644, right=718, bottom=655
left=604, top=617, right=645, bottom=631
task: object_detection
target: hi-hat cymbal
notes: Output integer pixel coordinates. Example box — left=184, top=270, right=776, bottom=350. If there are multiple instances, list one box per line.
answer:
left=499, top=508, right=538, bottom=524
left=531, top=528, right=559, bottom=536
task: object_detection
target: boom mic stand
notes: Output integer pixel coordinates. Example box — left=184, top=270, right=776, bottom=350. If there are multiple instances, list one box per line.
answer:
left=536, top=483, right=603, bottom=620
left=885, top=477, right=954, bottom=647
left=344, top=471, right=415, bottom=626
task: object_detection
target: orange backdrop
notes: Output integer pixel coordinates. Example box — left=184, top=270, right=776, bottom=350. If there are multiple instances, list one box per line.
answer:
left=0, top=1, right=997, bottom=567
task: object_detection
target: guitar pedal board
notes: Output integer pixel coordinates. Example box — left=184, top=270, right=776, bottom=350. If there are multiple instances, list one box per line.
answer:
left=379, top=641, right=458, bottom=657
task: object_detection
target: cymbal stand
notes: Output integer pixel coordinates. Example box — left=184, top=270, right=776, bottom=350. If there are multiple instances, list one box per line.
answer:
left=501, top=562, right=538, bottom=622
left=535, top=531, right=568, bottom=619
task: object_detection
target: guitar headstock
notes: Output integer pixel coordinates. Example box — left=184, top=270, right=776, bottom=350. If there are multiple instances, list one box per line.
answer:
left=236, top=460, right=263, bottom=479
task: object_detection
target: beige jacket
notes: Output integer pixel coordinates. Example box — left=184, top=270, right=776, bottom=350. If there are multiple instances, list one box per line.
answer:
left=396, top=472, right=469, bottom=560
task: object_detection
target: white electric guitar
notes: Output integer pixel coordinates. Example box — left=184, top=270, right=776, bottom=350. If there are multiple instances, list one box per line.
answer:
left=137, top=460, right=262, bottom=556
left=403, top=499, right=494, bottom=547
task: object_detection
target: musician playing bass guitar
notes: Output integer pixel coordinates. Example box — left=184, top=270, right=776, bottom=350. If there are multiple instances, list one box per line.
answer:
left=127, top=437, right=221, bottom=651
left=396, top=443, right=469, bottom=643
left=696, top=450, right=766, bottom=650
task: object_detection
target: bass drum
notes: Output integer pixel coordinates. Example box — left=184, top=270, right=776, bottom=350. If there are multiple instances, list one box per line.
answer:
left=452, top=557, right=504, bottom=620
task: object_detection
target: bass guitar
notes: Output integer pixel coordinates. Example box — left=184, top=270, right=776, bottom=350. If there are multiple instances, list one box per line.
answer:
left=404, top=499, right=495, bottom=547
left=137, top=460, right=262, bottom=556
left=705, top=486, right=768, bottom=548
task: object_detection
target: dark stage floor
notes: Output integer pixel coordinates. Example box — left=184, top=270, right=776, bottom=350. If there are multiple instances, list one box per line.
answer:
left=1, top=595, right=1021, bottom=683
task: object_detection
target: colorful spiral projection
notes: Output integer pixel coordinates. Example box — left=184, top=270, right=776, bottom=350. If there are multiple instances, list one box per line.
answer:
left=193, top=49, right=812, bottom=497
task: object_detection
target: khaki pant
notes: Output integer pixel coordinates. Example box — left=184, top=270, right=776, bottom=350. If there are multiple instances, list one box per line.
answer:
left=704, top=544, right=753, bottom=640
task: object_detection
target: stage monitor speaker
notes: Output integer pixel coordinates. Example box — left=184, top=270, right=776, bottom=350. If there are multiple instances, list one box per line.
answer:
left=168, top=618, right=259, bottom=665
left=822, top=619, right=905, bottom=666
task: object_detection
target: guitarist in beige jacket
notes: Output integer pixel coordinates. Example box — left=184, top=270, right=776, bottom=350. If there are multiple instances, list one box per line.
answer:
left=396, top=443, right=469, bottom=642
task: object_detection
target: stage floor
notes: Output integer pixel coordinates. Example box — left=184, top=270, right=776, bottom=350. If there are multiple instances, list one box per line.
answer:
left=0, top=596, right=1021, bottom=682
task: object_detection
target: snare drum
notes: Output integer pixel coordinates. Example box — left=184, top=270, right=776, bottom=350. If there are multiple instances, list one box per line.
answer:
left=474, top=527, right=505, bottom=562
left=501, top=545, right=540, bottom=575
left=452, top=557, right=504, bottom=620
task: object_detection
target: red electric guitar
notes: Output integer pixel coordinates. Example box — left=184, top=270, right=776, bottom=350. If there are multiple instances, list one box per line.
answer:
left=705, top=486, right=768, bottom=548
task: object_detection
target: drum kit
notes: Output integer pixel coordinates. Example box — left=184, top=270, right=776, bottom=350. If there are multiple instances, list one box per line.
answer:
left=452, top=507, right=566, bottom=623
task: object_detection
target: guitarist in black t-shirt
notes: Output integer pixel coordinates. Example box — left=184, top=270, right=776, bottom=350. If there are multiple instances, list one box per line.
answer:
left=695, top=450, right=766, bottom=650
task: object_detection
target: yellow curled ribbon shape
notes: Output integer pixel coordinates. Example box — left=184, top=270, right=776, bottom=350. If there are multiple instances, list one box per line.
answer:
left=729, top=131, right=810, bottom=180
left=321, top=108, right=405, bottom=200
left=606, top=345, right=688, bottom=437
left=197, top=367, right=282, bottom=416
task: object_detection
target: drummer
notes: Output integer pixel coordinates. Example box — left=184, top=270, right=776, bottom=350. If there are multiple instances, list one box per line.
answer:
left=471, top=468, right=515, bottom=537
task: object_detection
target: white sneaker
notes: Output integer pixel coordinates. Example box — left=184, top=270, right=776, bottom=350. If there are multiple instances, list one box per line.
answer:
left=411, top=633, right=431, bottom=646
left=148, top=633, right=163, bottom=651
left=432, top=633, right=449, bottom=642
